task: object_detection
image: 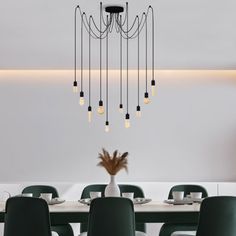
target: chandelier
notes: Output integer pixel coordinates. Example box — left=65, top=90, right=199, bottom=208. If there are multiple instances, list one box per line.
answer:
left=73, top=2, right=155, bottom=132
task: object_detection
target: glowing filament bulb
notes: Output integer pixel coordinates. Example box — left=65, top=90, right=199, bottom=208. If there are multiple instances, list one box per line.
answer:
left=151, top=80, right=156, bottom=96
left=136, top=106, right=141, bottom=118
left=144, top=92, right=151, bottom=104
left=88, top=106, right=92, bottom=123
left=125, top=113, right=130, bottom=128
left=73, top=81, right=78, bottom=93
left=97, top=100, right=105, bottom=115
left=105, top=121, right=109, bottom=132
left=125, top=119, right=130, bottom=128
left=79, top=91, right=85, bottom=106
left=79, top=98, right=85, bottom=106
left=97, top=106, right=105, bottom=114
left=119, top=104, right=123, bottom=114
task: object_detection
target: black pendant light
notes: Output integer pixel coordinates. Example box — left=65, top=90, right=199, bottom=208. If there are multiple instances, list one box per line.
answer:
left=88, top=16, right=92, bottom=122
left=73, top=3, right=156, bottom=131
left=136, top=15, right=141, bottom=118
left=119, top=15, right=123, bottom=114
left=105, top=15, right=110, bottom=132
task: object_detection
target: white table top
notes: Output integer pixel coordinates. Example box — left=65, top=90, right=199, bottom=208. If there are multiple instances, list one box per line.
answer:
left=0, top=201, right=201, bottom=213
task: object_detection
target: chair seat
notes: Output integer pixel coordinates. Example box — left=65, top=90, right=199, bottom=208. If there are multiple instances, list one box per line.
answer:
left=79, top=231, right=147, bottom=236
left=52, top=232, right=59, bottom=236
left=171, top=231, right=196, bottom=236
left=135, top=231, right=147, bottom=236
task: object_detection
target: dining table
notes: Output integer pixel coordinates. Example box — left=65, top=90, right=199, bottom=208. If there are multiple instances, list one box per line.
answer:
left=0, top=200, right=200, bottom=225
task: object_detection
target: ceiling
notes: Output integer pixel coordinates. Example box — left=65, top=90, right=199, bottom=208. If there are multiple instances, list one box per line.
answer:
left=0, top=0, right=236, bottom=69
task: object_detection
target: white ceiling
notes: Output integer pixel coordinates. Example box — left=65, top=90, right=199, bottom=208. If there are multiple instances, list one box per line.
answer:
left=0, top=0, right=236, bottom=69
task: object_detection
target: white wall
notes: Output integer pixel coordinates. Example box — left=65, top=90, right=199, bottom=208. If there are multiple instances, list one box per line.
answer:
left=0, top=70, right=236, bottom=182
left=0, top=0, right=236, bottom=69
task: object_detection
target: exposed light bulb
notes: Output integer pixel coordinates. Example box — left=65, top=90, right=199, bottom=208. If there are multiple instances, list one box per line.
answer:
left=125, top=119, right=130, bottom=128
left=97, top=106, right=105, bottom=114
left=151, top=80, right=156, bottom=96
left=125, top=113, right=130, bottom=128
left=79, top=97, right=85, bottom=106
left=136, top=106, right=141, bottom=118
left=151, top=85, right=155, bottom=96
left=79, top=91, right=85, bottom=106
left=144, top=97, right=151, bottom=104
left=88, top=111, right=92, bottom=122
left=136, top=111, right=141, bottom=117
left=97, top=100, right=105, bottom=115
left=144, top=92, right=151, bottom=104
left=105, top=121, right=109, bottom=132
left=73, top=81, right=78, bottom=93
left=88, top=106, right=92, bottom=123
left=119, top=104, right=123, bottom=114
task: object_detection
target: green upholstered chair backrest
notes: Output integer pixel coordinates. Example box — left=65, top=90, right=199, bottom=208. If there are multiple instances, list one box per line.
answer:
left=22, top=185, right=74, bottom=236
left=87, top=197, right=135, bottom=236
left=4, top=197, right=51, bottom=236
left=80, top=184, right=146, bottom=233
left=22, top=185, right=59, bottom=198
left=159, top=184, right=208, bottom=236
left=196, top=196, right=236, bottom=236
left=81, top=184, right=144, bottom=198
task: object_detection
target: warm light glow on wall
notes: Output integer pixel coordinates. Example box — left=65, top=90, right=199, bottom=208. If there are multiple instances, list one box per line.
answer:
left=0, top=70, right=236, bottom=83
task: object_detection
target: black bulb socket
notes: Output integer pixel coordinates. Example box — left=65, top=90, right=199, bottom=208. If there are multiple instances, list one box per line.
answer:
left=119, top=104, right=123, bottom=109
left=105, top=121, right=109, bottom=126
left=144, top=92, right=149, bottom=98
left=99, top=100, right=103, bottom=106
left=125, top=113, right=130, bottom=119
left=88, top=106, right=92, bottom=111
left=73, top=81, right=77, bottom=87
left=136, top=105, right=141, bottom=111
left=80, top=91, right=84, bottom=97
left=151, top=80, right=155, bottom=86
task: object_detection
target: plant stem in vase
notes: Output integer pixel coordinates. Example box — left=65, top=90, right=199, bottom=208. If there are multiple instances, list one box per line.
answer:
left=97, top=148, right=129, bottom=197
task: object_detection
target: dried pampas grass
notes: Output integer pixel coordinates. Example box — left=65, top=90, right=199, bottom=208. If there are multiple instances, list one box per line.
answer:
left=97, top=148, right=129, bottom=175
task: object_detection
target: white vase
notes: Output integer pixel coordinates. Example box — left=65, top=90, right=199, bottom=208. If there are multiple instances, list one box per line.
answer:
left=105, top=175, right=120, bottom=197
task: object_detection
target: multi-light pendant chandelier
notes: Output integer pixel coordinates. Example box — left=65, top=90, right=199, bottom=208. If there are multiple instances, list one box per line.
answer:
left=73, top=2, right=156, bottom=132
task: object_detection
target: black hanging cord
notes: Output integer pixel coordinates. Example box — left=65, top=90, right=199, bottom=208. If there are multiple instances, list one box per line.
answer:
left=145, top=13, right=148, bottom=93
left=149, top=6, right=155, bottom=86
left=116, top=11, right=147, bottom=39
left=74, top=6, right=78, bottom=85
left=99, top=3, right=102, bottom=102
left=77, top=4, right=152, bottom=40
left=106, top=15, right=109, bottom=124
left=81, top=13, right=84, bottom=92
left=151, top=7, right=154, bottom=80
left=120, top=15, right=123, bottom=109
left=89, top=16, right=91, bottom=107
left=126, top=3, right=129, bottom=115
left=137, top=15, right=140, bottom=107
left=77, top=5, right=111, bottom=39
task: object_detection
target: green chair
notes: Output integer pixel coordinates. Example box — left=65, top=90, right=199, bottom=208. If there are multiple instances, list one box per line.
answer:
left=22, top=185, right=74, bottom=236
left=172, top=196, right=236, bottom=236
left=22, top=185, right=59, bottom=198
left=159, top=185, right=208, bottom=236
left=88, top=197, right=135, bottom=236
left=4, top=196, right=52, bottom=236
left=80, top=184, right=146, bottom=234
left=167, top=185, right=208, bottom=199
